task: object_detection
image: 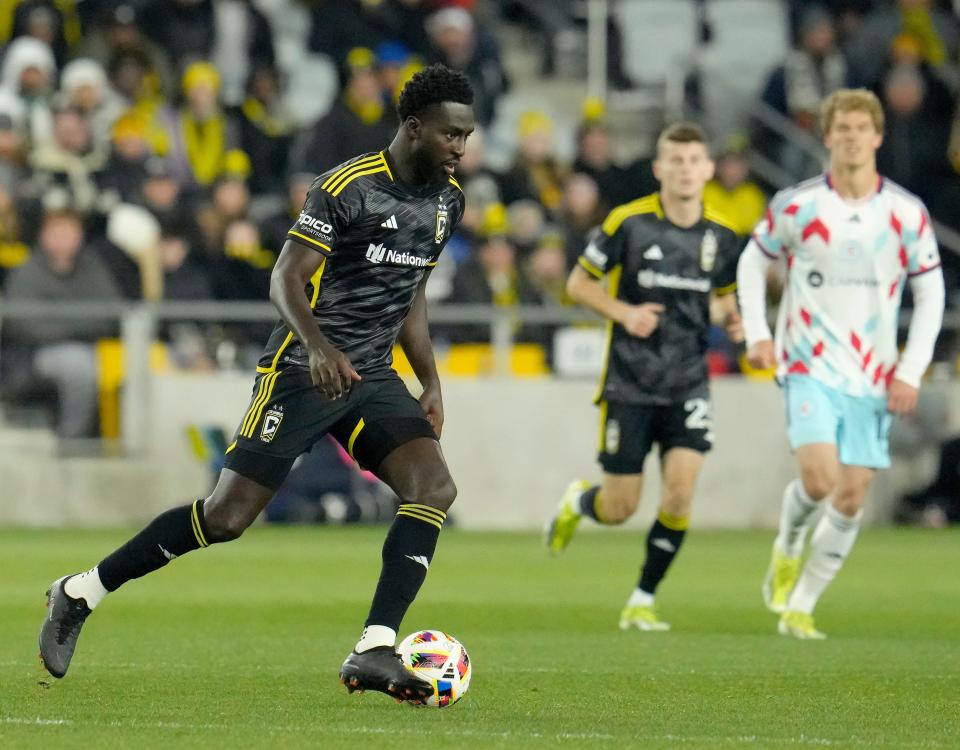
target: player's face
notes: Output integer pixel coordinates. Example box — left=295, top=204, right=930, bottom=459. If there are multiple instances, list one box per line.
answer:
left=413, top=102, right=475, bottom=181
left=825, top=110, right=882, bottom=169
left=653, top=141, right=714, bottom=201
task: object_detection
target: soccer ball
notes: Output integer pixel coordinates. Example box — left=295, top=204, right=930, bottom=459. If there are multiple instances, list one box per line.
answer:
left=397, top=630, right=471, bottom=707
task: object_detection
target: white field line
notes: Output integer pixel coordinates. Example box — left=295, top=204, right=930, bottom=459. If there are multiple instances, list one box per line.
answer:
left=0, top=717, right=950, bottom=748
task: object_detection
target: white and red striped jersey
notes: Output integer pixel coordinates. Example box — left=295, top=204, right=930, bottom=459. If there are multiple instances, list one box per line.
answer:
left=749, top=174, right=941, bottom=397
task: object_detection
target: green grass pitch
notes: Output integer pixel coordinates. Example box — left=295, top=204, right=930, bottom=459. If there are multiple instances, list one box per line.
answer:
left=1, top=526, right=958, bottom=749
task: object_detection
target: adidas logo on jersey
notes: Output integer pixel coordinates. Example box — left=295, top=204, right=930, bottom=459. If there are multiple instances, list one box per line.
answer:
left=380, top=215, right=399, bottom=229
left=366, top=243, right=432, bottom=267
left=643, top=244, right=663, bottom=260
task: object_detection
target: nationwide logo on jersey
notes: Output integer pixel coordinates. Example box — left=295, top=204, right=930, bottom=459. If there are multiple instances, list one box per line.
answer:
left=260, top=409, right=283, bottom=443
left=380, top=215, right=399, bottom=230
left=435, top=200, right=448, bottom=244
left=643, top=244, right=663, bottom=261
left=699, top=229, right=717, bottom=272
left=638, top=270, right=711, bottom=293
left=366, top=243, right=433, bottom=268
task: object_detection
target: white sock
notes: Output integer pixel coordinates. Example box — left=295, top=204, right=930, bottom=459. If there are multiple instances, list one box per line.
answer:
left=64, top=568, right=108, bottom=609
left=774, top=479, right=821, bottom=558
left=627, top=588, right=654, bottom=608
left=355, top=625, right=397, bottom=653
left=787, top=504, right=861, bottom=615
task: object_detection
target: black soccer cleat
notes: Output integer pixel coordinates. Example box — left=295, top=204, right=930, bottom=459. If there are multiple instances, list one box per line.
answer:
left=38, top=575, right=91, bottom=679
left=339, top=647, right=432, bottom=704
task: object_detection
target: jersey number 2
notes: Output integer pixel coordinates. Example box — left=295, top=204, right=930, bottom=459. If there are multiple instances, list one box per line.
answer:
left=684, top=398, right=715, bottom=444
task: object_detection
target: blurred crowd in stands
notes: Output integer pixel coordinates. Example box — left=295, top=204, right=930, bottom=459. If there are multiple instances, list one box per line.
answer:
left=1, top=0, right=960, bottom=439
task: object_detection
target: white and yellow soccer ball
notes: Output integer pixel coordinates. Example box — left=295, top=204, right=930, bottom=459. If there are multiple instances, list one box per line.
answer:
left=397, top=630, right=471, bottom=708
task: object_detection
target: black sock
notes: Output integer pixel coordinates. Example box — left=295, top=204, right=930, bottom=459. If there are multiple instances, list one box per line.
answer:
left=578, top=485, right=603, bottom=521
left=98, top=499, right=216, bottom=591
left=365, top=503, right=445, bottom=631
left=638, top=512, right=689, bottom=595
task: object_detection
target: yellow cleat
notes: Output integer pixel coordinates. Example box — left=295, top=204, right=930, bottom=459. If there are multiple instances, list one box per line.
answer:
left=619, top=604, right=671, bottom=632
left=544, top=479, right=590, bottom=555
left=778, top=610, right=826, bottom=640
left=762, top=544, right=801, bottom=614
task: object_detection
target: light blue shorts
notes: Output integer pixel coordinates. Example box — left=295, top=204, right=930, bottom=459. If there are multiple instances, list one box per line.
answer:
left=783, top=375, right=892, bottom=469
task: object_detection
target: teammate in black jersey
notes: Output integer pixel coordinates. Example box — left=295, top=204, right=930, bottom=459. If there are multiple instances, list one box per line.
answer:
left=39, top=65, right=475, bottom=704
left=545, top=123, right=744, bottom=631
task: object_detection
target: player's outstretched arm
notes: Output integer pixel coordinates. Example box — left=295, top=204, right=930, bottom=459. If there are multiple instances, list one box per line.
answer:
left=566, top=265, right=663, bottom=338
left=398, top=274, right=444, bottom=436
left=270, top=239, right=361, bottom=399
left=736, top=240, right=776, bottom=369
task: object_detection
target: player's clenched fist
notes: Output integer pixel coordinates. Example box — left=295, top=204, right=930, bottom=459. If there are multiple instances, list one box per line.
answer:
left=621, top=303, right=665, bottom=338
left=887, top=378, right=918, bottom=416
left=308, top=343, right=361, bottom=400
left=746, top=339, right=776, bottom=370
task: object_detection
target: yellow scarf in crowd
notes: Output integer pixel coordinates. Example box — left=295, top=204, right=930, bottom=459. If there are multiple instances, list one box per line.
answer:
left=181, top=110, right=225, bottom=186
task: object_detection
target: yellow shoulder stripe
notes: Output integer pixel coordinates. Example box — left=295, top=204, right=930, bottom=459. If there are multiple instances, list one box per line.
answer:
left=322, top=154, right=382, bottom=192
left=601, top=193, right=662, bottom=235
left=287, top=231, right=331, bottom=252
left=330, top=164, right=387, bottom=196
left=379, top=151, right=394, bottom=181
left=703, top=207, right=739, bottom=235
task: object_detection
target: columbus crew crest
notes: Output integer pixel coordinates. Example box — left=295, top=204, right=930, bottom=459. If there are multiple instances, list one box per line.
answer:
left=260, top=409, right=284, bottom=443
left=699, top=229, right=718, bottom=272
left=435, top=200, right=448, bottom=244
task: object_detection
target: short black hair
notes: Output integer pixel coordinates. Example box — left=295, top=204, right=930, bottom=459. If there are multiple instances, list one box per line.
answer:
left=397, top=64, right=474, bottom=121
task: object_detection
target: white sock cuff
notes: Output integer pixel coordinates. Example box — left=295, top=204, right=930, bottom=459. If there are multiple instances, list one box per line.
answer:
left=627, top=588, right=655, bottom=608
left=825, top=503, right=862, bottom=530
left=355, top=625, right=397, bottom=653
left=791, top=479, right=818, bottom=508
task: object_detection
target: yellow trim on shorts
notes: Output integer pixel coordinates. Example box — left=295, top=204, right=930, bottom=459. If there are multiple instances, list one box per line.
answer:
left=241, top=371, right=280, bottom=438
left=598, top=399, right=608, bottom=453
left=347, top=418, right=365, bottom=459
left=225, top=441, right=236, bottom=454
left=239, top=374, right=270, bottom=436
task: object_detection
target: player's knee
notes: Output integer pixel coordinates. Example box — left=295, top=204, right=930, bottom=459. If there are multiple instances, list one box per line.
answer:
left=660, top=491, right=693, bottom=519
left=600, top=493, right=635, bottom=524
left=833, top=483, right=868, bottom=517
left=800, top=469, right=837, bottom=501
left=202, top=502, right=250, bottom=542
left=413, top=473, right=458, bottom=513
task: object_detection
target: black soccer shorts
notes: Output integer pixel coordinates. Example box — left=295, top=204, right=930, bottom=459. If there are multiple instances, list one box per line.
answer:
left=224, top=367, right=437, bottom=488
left=597, top=390, right=714, bottom=475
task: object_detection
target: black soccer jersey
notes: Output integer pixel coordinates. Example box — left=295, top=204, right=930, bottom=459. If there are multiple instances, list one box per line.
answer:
left=578, top=193, right=742, bottom=406
left=257, top=150, right=464, bottom=375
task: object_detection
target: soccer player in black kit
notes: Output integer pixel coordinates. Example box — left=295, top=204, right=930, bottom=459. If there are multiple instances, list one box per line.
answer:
left=39, top=65, right=475, bottom=704
left=545, top=123, right=744, bottom=631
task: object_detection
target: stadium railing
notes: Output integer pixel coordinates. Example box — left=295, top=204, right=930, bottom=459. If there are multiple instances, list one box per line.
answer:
left=2, top=300, right=957, bottom=456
